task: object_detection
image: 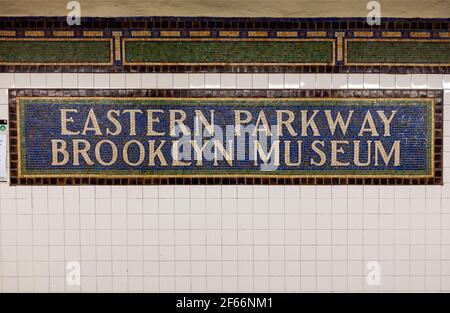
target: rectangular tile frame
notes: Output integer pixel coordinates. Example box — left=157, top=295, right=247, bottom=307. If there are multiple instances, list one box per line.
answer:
left=0, top=37, right=114, bottom=66
left=8, top=88, right=443, bottom=185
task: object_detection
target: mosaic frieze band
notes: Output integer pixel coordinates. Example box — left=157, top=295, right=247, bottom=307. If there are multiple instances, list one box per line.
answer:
left=0, top=17, right=449, bottom=73
left=8, top=89, right=443, bottom=185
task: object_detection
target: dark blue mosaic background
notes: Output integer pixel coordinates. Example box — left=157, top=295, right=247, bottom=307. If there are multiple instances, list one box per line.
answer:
left=20, top=99, right=431, bottom=175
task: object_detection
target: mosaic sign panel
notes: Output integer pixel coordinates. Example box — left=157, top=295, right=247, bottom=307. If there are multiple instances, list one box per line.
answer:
left=8, top=89, right=442, bottom=185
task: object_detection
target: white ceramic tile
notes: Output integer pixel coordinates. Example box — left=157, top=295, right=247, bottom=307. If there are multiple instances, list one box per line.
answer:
left=348, top=74, right=363, bottom=88
left=62, top=73, right=78, bottom=88
left=427, top=74, right=443, bottom=89
left=0, top=73, right=14, bottom=88
left=300, top=74, right=315, bottom=89
left=173, top=74, right=189, bottom=88
left=444, top=90, right=450, bottom=105
left=30, top=73, right=46, bottom=88
left=363, top=74, right=379, bottom=89
left=0, top=103, right=7, bottom=118
left=125, top=74, right=141, bottom=88
left=0, top=89, right=8, bottom=104
left=157, top=74, right=173, bottom=88
left=380, top=74, right=395, bottom=89
left=45, top=73, right=62, bottom=88
left=284, top=74, right=300, bottom=88
left=78, top=73, right=94, bottom=88
left=445, top=121, right=450, bottom=140
left=411, top=74, right=427, bottom=88
left=445, top=137, right=450, bottom=152
left=331, top=74, right=347, bottom=89
left=14, top=73, right=31, bottom=88
left=252, top=74, right=268, bottom=89
left=94, top=74, right=109, bottom=88
left=141, top=73, right=157, bottom=88
left=204, top=74, right=220, bottom=88
left=236, top=74, right=252, bottom=89
left=396, top=74, right=411, bottom=89
left=268, top=74, right=284, bottom=89
left=110, top=74, right=126, bottom=88
left=443, top=168, right=450, bottom=183
left=221, top=74, right=236, bottom=89
left=189, top=74, right=205, bottom=88
left=316, top=74, right=331, bottom=88
left=444, top=75, right=450, bottom=90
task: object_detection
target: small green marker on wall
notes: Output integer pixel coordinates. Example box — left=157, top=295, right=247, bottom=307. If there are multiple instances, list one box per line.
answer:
left=0, top=119, right=6, bottom=132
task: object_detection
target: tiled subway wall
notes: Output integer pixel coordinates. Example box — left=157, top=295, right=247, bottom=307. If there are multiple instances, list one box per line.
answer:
left=0, top=73, right=449, bottom=292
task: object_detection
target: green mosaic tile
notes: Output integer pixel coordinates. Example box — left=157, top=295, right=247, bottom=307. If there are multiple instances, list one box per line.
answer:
left=124, top=40, right=334, bottom=64
left=347, top=40, right=450, bottom=64
left=0, top=40, right=111, bottom=64
left=0, top=17, right=449, bottom=72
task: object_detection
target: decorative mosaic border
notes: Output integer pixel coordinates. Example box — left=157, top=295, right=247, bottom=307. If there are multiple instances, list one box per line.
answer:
left=0, top=17, right=448, bottom=73
left=8, top=88, right=443, bottom=185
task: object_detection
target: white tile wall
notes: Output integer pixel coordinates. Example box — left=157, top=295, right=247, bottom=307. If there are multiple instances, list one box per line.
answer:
left=189, top=74, right=205, bottom=89
left=0, top=73, right=449, bottom=292
left=300, top=74, right=315, bottom=89
left=380, top=74, right=395, bottom=89
left=284, top=74, right=300, bottom=89
left=268, top=74, right=284, bottom=89
left=126, top=74, right=142, bottom=89
left=348, top=74, right=363, bottom=88
left=363, top=74, right=379, bottom=89
left=253, top=74, right=268, bottom=89
left=204, top=74, right=220, bottom=89
left=157, top=74, right=173, bottom=89
left=315, top=74, right=331, bottom=89
left=62, top=73, right=78, bottom=88
left=220, top=74, right=237, bottom=89
left=141, top=74, right=157, bottom=89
